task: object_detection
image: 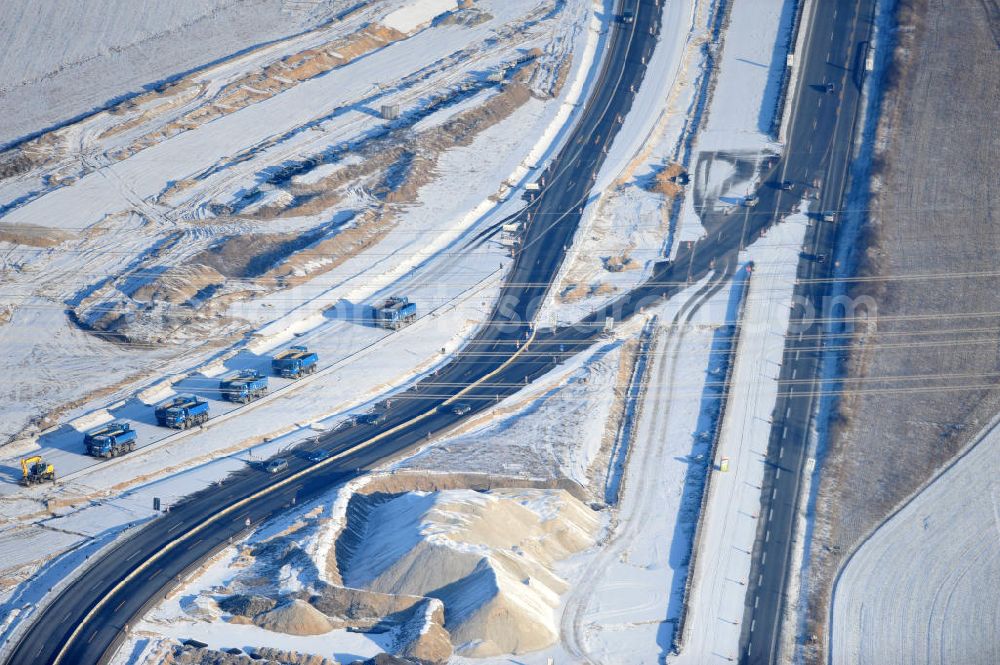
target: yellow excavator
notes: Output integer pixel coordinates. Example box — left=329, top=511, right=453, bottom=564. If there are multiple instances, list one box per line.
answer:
left=20, top=456, right=55, bottom=486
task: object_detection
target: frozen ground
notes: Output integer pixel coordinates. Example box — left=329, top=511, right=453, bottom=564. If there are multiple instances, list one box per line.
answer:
left=0, top=0, right=599, bottom=444
left=396, top=338, right=630, bottom=492
left=0, top=0, right=358, bottom=146
left=830, top=419, right=1000, bottom=665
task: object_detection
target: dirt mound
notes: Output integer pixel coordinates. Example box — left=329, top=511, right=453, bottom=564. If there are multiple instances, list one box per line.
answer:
left=217, top=593, right=276, bottom=618
left=253, top=599, right=333, bottom=636
left=254, top=647, right=337, bottom=665
left=648, top=162, right=686, bottom=198
left=335, top=488, right=599, bottom=656
left=166, top=645, right=337, bottom=665
left=348, top=655, right=418, bottom=665
left=130, top=263, right=225, bottom=304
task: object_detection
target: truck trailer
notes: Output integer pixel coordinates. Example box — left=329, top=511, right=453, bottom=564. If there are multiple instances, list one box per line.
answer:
left=84, top=422, right=137, bottom=458
left=154, top=394, right=210, bottom=429
left=271, top=346, right=319, bottom=379
left=375, top=296, right=417, bottom=330
left=219, top=370, right=269, bottom=404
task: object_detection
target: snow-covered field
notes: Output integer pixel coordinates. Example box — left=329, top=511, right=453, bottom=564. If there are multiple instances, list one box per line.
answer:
left=830, top=418, right=1000, bottom=665
left=0, top=0, right=356, bottom=146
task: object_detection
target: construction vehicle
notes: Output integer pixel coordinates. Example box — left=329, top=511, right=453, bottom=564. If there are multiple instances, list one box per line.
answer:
left=375, top=297, right=417, bottom=330
left=499, top=222, right=523, bottom=247
left=219, top=370, right=269, bottom=404
left=84, top=422, right=137, bottom=458
left=21, top=456, right=55, bottom=486
left=271, top=346, right=319, bottom=379
left=154, top=394, right=210, bottom=429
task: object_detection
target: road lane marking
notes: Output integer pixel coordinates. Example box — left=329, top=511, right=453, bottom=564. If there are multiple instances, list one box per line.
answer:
left=115, top=599, right=126, bottom=613
left=125, top=550, right=140, bottom=562
left=765, top=530, right=771, bottom=543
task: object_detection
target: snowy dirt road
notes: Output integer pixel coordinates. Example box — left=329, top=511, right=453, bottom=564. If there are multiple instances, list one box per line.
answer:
left=557, top=275, right=736, bottom=664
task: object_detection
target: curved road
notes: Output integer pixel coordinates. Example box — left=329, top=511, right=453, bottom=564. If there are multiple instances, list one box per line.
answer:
left=5, top=2, right=664, bottom=663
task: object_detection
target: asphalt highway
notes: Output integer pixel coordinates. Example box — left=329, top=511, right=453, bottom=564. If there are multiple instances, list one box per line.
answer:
left=4, top=2, right=664, bottom=664
left=736, top=0, right=878, bottom=663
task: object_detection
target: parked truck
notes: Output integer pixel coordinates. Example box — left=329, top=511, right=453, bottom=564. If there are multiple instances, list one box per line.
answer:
left=219, top=370, right=269, bottom=404
left=21, top=456, right=55, bottom=486
left=375, top=296, right=417, bottom=330
left=154, top=394, right=210, bottom=429
left=84, top=422, right=137, bottom=458
left=271, top=346, right=319, bottom=379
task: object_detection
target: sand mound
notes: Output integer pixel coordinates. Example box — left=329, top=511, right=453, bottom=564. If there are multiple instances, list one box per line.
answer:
left=253, top=599, right=333, bottom=636
left=336, top=488, right=599, bottom=655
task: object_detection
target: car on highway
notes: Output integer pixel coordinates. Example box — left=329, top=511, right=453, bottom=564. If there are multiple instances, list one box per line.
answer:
left=265, top=458, right=288, bottom=473
left=620, top=11, right=635, bottom=24
left=307, top=449, right=332, bottom=463
left=451, top=403, right=472, bottom=415
left=780, top=180, right=794, bottom=191
left=825, top=81, right=836, bottom=93
left=358, top=412, right=388, bottom=426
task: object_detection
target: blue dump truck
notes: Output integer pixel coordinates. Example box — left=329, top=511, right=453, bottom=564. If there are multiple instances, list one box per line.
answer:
left=84, top=422, right=137, bottom=458
left=219, top=369, right=269, bottom=404
left=271, top=346, right=319, bottom=379
left=154, top=394, right=210, bottom=429
left=375, top=296, right=417, bottom=330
